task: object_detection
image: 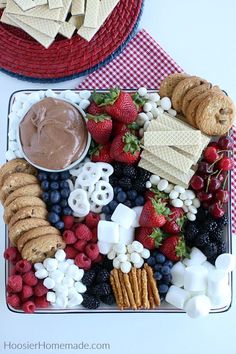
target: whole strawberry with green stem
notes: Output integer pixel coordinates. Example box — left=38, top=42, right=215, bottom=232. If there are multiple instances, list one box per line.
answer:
left=159, top=235, right=188, bottom=262
left=86, top=114, right=112, bottom=144
left=163, top=206, right=186, bottom=234
left=87, top=101, right=105, bottom=115
left=110, top=132, right=141, bottom=164
left=139, top=198, right=170, bottom=228
left=135, top=227, right=165, bottom=250
left=89, top=142, right=113, bottom=163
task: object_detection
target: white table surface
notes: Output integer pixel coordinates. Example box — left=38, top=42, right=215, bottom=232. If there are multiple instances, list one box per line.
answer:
left=0, top=1, right=236, bottom=353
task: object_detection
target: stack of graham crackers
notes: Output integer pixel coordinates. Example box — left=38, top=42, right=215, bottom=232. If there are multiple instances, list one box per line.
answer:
left=0, top=0, right=120, bottom=48
left=139, top=113, right=211, bottom=188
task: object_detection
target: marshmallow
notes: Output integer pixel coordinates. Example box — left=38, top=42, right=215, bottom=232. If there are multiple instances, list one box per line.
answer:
left=118, top=226, right=135, bottom=245
left=79, top=90, right=91, bottom=100
left=74, top=281, right=87, bottom=293
left=132, top=241, right=144, bottom=253
left=215, top=253, right=236, bottom=272
left=171, top=261, right=185, bottom=287
left=54, top=284, right=69, bottom=298
left=98, top=220, right=119, bottom=243
left=68, top=287, right=78, bottom=299
left=62, top=276, right=74, bottom=288
left=79, top=99, right=90, bottom=110
left=68, top=293, right=83, bottom=307
left=209, top=287, right=231, bottom=309
left=98, top=241, right=113, bottom=255
left=47, top=291, right=56, bottom=303
left=183, top=247, right=207, bottom=267
left=55, top=296, right=68, bottom=308
left=141, top=248, right=150, bottom=259
left=117, top=254, right=128, bottom=262
left=43, top=258, right=58, bottom=272
left=157, top=179, right=168, bottom=191
left=55, top=249, right=66, bottom=262
left=50, top=269, right=64, bottom=284
left=73, top=269, right=84, bottom=281
left=160, top=97, right=172, bottom=110
left=113, top=257, right=120, bottom=269
left=130, top=252, right=141, bottom=264
left=113, top=243, right=126, bottom=254
left=120, top=261, right=132, bottom=273
left=207, top=269, right=229, bottom=296
left=184, top=266, right=208, bottom=292
left=107, top=250, right=116, bottom=260
left=133, top=258, right=144, bottom=268
left=66, top=259, right=75, bottom=265
left=43, top=277, right=56, bottom=290
left=111, top=204, right=136, bottom=230
left=150, top=175, right=160, bottom=185
left=35, top=269, right=48, bottom=279
left=34, top=263, right=45, bottom=271
left=184, top=295, right=211, bottom=319
left=131, top=206, right=143, bottom=228
left=166, top=285, right=190, bottom=309
left=202, top=261, right=215, bottom=272
left=58, top=261, right=69, bottom=273
left=127, top=244, right=134, bottom=254
left=66, top=264, right=80, bottom=278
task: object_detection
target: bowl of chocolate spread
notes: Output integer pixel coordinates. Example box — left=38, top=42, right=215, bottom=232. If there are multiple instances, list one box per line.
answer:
left=17, top=97, right=91, bottom=171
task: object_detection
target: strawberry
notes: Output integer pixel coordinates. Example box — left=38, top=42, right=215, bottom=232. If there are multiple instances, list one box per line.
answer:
left=93, top=88, right=138, bottom=124
left=110, top=132, right=141, bottom=164
left=87, top=114, right=112, bottom=144
left=159, top=235, right=188, bottom=262
left=131, top=92, right=147, bottom=113
left=135, top=227, right=164, bottom=250
left=90, top=143, right=113, bottom=163
left=139, top=198, right=170, bottom=228
left=87, top=101, right=105, bottom=115
left=168, top=206, right=184, bottom=221
left=112, top=121, right=139, bottom=137
left=163, top=220, right=180, bottom=234
left=163, top=206, right=186, bottom=234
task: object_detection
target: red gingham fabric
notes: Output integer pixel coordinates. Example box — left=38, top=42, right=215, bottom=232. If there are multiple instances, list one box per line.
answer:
left=78, top=28, right=236, bottom=234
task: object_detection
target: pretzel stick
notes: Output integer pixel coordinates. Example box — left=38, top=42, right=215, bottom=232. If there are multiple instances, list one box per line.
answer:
left=118, top=269, right=130, bottom=308
left=111, top=270, right=124, bottom=310
left=144, top=264, right=161, bottom=306
left=130, top=267, right=141, bottom=308
left=123, top=273, right=137, bottom=309
left=141, top=268, right=150, bottom=309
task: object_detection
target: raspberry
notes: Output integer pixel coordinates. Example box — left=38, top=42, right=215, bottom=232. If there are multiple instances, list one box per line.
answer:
left=7, top=285, right=14, bottom=294
left=75, top=224, right=92, bottom=241
left=85, top=243, right=99, bottom=261
left=74, top=240, right=87, bottom=252
left=85, top=212, right=100, bottom=229
left=62, top=215, right=74, bottom=229
left=82, top=294, right=100, bottom=309
left=15, top=260, right=32, bottom=273
left=22, top=300, right=36, bottom=313
left=64, top=246, right=78, bottom=259
left=34, top=296, right=49, bottom=308
left=63, top=230, right=77, bottom=244
left=91, top=228, right=98, bottom=243
left=22, top=271, right=38, bottom=286
left=12, top=252, right=22, bottom=265
left=75, top=252, right=92, bottom=270
left=71, top=223, right=80, bottom=232
left=21, top=285, right=33, bottom=300
left=4, top=247, right=20, bottom=263
left=33, top=282, right=48, bottom=297
left=7, top=294, right=21, bottom=308
left=8, top=275, right=23, bottom=293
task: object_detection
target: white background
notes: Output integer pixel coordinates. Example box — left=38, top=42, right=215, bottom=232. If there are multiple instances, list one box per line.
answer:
left=0, top=1, right=236, bottom=354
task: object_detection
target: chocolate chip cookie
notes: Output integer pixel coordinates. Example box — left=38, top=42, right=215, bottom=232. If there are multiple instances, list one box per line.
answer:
left=9, top=206, right=48, bottom=228
left=9, top=218, right=50, bottom=246
left=17, top=226, right=60, bottom=252
left=4, top=184, right=42, bottom=207
left=159, top=73, right=189, bottom=98
left=0, top=159, right=37, bottom=188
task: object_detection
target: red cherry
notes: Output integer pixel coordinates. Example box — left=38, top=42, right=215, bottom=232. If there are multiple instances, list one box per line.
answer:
left=217, top=157, right=233, bottom=171
left=215, top=189, right=229, bottom=204
left=208, top=142, right=219, bottom=149
left=197, top=191, right=213, bottom=202
left=209, top=202, right=225, bottom=218
left=208, top=177, right=221, bottom=192
left=218, top=173, right=225, bottom=183
left=197, top=162, right=213, bottom=175
left=218, top=136, right=233, bottom=150
left=204, top=146, right=219, bottom=163
left=190, top=175, right=205, bottom=191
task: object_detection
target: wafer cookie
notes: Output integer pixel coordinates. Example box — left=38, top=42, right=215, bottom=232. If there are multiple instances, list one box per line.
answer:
left=144, top=131, right=201, bottom=147
left=49, top=0, right=63, bottom=9
left=84, top=0, right=100, bottom=28
left=71, top=0, right=85, bottom=15
left=14, top=0, right=47, bottom=11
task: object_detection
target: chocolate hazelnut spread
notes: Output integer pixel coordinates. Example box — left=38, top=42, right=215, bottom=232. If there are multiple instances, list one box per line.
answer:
left=19, top=97, right=88, bottom=170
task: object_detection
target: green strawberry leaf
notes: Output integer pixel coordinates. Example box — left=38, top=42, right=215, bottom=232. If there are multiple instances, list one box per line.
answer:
left=150, top=228, right=164, bottom=248
left=151, top=198, right=171, bottom=216
left=87, top=114, right=111, bottom=122
left=122, top=133, right=141, bottom=155
left=176, top=237, right=189, bottom=259
left=150, top=187, right=168, bottom=200
left=131, top=92, right=148, bottom=109
left=89, top=141, right=102, bottom=157
left=93, top=88, right=120, bottom=106
left=176, top=216, right=187, bottom=230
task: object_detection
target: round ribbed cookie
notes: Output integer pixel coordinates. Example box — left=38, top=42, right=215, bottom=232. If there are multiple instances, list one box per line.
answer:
left=159, top=73, right=189, bottom=98
left=17, top=226, right=60, bottom=252
left=4, top=184, right=42, bottom=207
left=172, top=76, right=206, bottom=113
left=21, top=234, right=66, bottom=263
left=0, top=159, right=37, bottom=188
left=9, top=206, right=48, bottom=228
left=4, top=196, right=46, bottom=224
left=195, top=93, right=235, bottom=136
left=9, top=218, right=50, bottom=246
left=0, top=173, right=38, bottom=203
left=186, top=87, right=222, bottom=127
left=182, top=83, right=212, bottom=116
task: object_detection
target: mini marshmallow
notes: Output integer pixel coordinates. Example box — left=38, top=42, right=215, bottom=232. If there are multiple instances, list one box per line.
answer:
left=50, top=269, right=64, bottom=284
left=138, top=87, right=147, bottom=96
left=14, top=150, right=24, bottom=158
left=79, top=99, right=90, bottom=110
left=68, top=287, right=78, bottom=299
left=98, top=220, right=120, bottom=243
left=66, top=259, right=75, bottom=265
left=157, top=179, right=168, bottom=191
left=68, top=293, right=83, bottom=307
left=133, top=258, right=144, bottom=268
left=113, top=257, right=120, bottom=269
left=146, top=181, right=152, bottom=189
left=168, top=108, right=177, bottom=117
left=127, top=244, right=134, bottom=254
left=55, top=249, right=66, bottom=262
left=5, top=150, right=16, bottom=161
left=179, top=192, right=188, bottom=201
left=166, top=285, right=190, bottom=309
left=98, top=241, right=113, bottom=255
left=47, top=291, right=56, bottom=303
left=34, top=263, right=45, bottom=271
left=62, top=276, right=74, bottom=288
left=131, top=207, right=143, bottom=228
left=45, top=89, right=57, bottom=98
left=174, top=185, right=185, bottom=194
left=35, top=269, right=48, bottom=279
left=215, top=253, right=236, bottom=272
left=121, top=261, right=132, bottom=273
left=74, top=281, right=87, bottom=293
left=132, top=241, right=144, bottom=253
left=148, top=92, right=160, bottom=102
left=171, top=261, right=186, bottom=287
left=141, top=248, right=150, bottom=259
left=64, top=91, right=81, bottom=103
left=73, top=269, right=84, bottom=281
left=184, top=295, right=211, bottom=319
left=107, top=250, right=116, bottom=260
left=183, top=247, right=207, bottom=267
left=119, top=226, right=135, bottom=244
left=58, top=261, right=69, bottom=273
left=66, top=264, right=80, bottom=278
left=54, top=284, right=69, bottom=297
left=184, top=266, right=208, bottom=292
left=160, top=97, right=172, bottom=110
left=143, top=102, right=152, bottom=112
left=79, top=90, right=91, bottom=100
left=202, top=261, right=215, bottom=272
left=130, top=252, right=141, bottom=264
left=188, top=206, right=197, bottom=214
left=44, top=258, right=58, bottom=272
left=43, top=277, right=56, bottom=290
left=150, top=175, right=160, bottom=185
left=111, top=204, right=136, bottom=230
left=207, top=269, right=229, bottom=296
left=156, top=107, right=164, bottom=115
left=113, top=243, right=127, bottom=254
left=117, top=254, right=128, bottom=262
left=55, top=296, right=68, bottom=308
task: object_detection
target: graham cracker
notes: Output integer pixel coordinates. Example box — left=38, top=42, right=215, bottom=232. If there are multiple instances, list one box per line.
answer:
left=144, top=131, right=201, bottom=147
left=71, top=0, right=85, bottom=15
left=68, top=15, right=84, bottom=29
left=59, top=21, right=76, bottom=38
left=13, top=0, right=47, bottom=11
left=78, top=0, right=120, bottom=41
left=84, top=0, right=100, bottom=28
left=49, top=0, right=63, bottom=9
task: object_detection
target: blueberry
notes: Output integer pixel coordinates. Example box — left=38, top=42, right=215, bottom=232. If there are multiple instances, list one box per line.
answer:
left=63, top=207, right=72, bottom=216
left=41, top=180, right=49, bottom=191
left=135, top=196, right=145, bottom=206
left=50, top=190, right=61, bottom=204
left=42, top=192, right=49, bottom=203
left=50, top=204, right=62, bottom=214
left=154, top=271, right=162, bottom=281
left=127, top=190, right=138, bottom=201
left=60, top=188, right=70, bottom=199
left=105, top=214, right=112, bottom=221
left=113, top=187, right=122, bottom=195
left=37, top=171, right=48, bottom=182
left=60, top=171, right=70, bottom=180
left=154, top=264, right=162, bottom=272
left=108, top=200, right=118, bottom=212
left=50, top=181, right=59, bottom=190
left=147, top=256, right=156, bottom=266
left=48, top=212, right=60, bottom=224
left=117, top=191, right=127, bottom=203
left=164, top=260, right=173, bottom=268
left=162, top=274, right=172, bottom=284
left=49, top=173, right=59, bottom=181
left=102, top=205, right=111, bottom=214
left=55, top=221, right=65, bottom=230
left=158, top=283, right=169, bottom=294
left=60, top=199, right=68, bottom=207
left=60, top=181, right=69, bottom=189
left=161, top=265, right=170, bottom=275
left=124, top=200, right=132, bottom=208
left=155, top=253, right=166, bottom=264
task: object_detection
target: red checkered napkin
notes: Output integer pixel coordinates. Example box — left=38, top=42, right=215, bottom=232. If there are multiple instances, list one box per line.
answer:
left=78, top=28, right=236, bottom=234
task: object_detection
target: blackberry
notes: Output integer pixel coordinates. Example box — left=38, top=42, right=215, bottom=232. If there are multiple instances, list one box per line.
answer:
left=101, top=294, right=116, bottom=305
left=184, top=222, right=199, bottom=246
left=123, top=165, right=137, bottom=179
left=96, top=269, right=110, bottom=283
left=82, top=269, right=96, bottom=288
left=210, top=228, right=224, bottom=243
left=196, top=207, right=207, bottom=222
left=217, top=240, right=226, bottom=255
left=113, top=162, right=124, bottom=177
left=133, top=179, right=147, bottom=192
left=91, top=283, right=112, bottom=296
left=119, top=177, right=132, bottom=191
left=201, top=219, right=218, bottom=233
left=137, top=167, right=151, bottom=180
left=102, top=258, right=114, bottom=272
left=195, top=233, right=210, bottom=248
left=202, top=242, right=218, bottom=260
left=217, top=215, right=228, bottom=228
left=82, top=294, right=100, bottom=309
left=109, top=175, right=119, bottom=187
